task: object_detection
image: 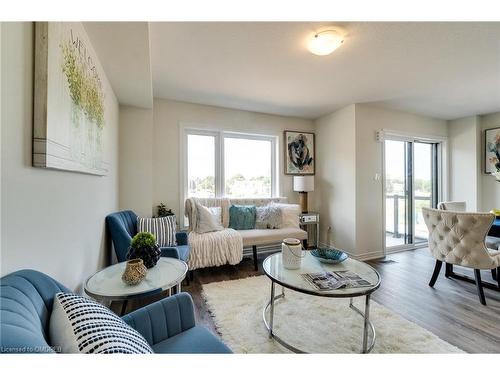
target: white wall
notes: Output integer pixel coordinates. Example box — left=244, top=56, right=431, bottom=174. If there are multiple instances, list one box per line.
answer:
left=447, top=112, right=500, bottom=212
left=314, top=105, right=357, bottom=253
left=0, top=23, right=3, bottom=256
left=480, top=112, right=500, bottom=211
left=448, top=116, right=481, bottom=210
left=312, top=105, right=492, bottom=261
left=314, top=103, right=448, bottom=259
left=354, top=104, right=448, bottom=258
left=119, top=105, right=154, bottom=217
left=151, top=99, right=315, bottom=221
left=1, top=23, right=119, bottom=291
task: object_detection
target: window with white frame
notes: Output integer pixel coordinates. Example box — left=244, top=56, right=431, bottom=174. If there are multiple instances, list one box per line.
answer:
left=186, top=133, right=217, bottom=198
left=183, top=129, right=277, bottom=201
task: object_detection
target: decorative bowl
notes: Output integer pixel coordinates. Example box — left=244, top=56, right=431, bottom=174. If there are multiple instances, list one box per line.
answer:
left=310, top=247, right=348, bottom=264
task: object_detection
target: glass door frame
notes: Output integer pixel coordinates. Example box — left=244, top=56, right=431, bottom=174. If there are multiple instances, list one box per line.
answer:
left=412, top=141, right=440, bottom=246
left=381, top=131, right=448, bottom=254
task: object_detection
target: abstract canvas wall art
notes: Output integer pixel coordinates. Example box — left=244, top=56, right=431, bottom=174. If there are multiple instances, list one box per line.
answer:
left=284, top=130, right=315, bottom=175
left=485, top=127, right=500, bottom=174
left=33, top=22, right=109, bottom=175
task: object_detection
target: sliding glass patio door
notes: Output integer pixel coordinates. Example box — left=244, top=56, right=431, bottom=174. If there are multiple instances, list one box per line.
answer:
left=384, top=139, right=439, bottom=251
left=413, top=142, right=439, bottom=245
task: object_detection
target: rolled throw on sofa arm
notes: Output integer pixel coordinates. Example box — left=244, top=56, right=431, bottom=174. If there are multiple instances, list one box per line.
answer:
left=122, top=293, right=196, bottom=346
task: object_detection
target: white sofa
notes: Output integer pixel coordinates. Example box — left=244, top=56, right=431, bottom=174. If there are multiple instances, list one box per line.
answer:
left=184, top=197, right=307, bottom=270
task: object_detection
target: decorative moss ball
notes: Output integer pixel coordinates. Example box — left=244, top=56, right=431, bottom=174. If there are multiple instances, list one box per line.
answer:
left=127, top=232, right=161, bottom=268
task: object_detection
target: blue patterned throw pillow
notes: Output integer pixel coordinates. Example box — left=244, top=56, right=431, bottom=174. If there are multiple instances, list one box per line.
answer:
left=229, top=205, right=256, bottom=230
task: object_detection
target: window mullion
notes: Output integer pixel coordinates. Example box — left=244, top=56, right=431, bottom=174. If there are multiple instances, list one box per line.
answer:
left=271, top=138, right=277, bottom=197
left=218, top=132, right=224, bottom=197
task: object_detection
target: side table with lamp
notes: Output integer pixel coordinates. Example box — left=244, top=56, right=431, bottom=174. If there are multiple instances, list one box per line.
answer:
left=299, top=212, right=320, bottom=249
left=293, top=175, right=319, bottom=249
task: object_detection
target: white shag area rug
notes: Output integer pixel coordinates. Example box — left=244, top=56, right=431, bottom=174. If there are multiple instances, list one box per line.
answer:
left=202, top=276, right=464, bottom=354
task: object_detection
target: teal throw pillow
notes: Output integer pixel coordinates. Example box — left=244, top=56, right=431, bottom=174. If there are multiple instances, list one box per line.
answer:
left=229, top=205, right=256, bottom=230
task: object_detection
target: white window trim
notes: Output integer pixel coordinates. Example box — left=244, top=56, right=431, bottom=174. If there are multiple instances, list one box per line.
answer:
left=179, top=124, right=279, bottom=227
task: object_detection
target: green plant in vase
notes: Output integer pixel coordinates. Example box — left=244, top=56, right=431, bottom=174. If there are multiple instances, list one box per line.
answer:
left=127, top=232, right=161, bottom=268
left=157, top=203, right=174, bottom=217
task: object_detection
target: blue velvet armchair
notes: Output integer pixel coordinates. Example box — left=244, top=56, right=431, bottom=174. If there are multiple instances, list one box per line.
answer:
left=106, top=210, right=190, bottom=262
left=0, top=270, right=231, bottom=354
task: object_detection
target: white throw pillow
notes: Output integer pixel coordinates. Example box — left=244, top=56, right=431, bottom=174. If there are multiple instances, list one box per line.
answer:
left=270, top=202, right=301, bottom=228
left=255, top=205, right=282, bottom=229
left=207, top=206, right=223, bottom=226
left=195, top=202, right=224, bottom=233
left=137, top=216, right=176, bottom=247
left=49, top=292, right=153, bottom=354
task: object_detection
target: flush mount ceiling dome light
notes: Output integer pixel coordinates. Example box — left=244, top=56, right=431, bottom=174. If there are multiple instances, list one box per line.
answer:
left=308, top=29, right=344, bottom=56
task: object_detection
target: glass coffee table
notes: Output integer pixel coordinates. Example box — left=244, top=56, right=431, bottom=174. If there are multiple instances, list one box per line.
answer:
left=262, top=252, right=381, bottom=353
left=85, top=257, right=188, bottom=315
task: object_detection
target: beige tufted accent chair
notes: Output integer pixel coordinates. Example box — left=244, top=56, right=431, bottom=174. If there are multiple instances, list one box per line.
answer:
left=437, top=201, right=500, bottom=277
left=422, top=207, right=500, bottom=305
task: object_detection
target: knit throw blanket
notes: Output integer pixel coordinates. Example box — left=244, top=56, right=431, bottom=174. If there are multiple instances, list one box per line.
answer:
left=187, top=228, right=243, bottom=270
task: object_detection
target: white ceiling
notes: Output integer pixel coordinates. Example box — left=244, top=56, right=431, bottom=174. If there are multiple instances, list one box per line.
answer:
left=150, top=22, right=500, bottom=120
left=84, top=22, right=500, bottom=119
left=84, top=22, right=153, bottom=109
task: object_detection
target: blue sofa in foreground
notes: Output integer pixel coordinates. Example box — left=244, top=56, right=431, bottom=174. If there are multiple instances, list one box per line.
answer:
left=106, top=210, right=190, bottom=262
left=0, top=269, right=231, bottom=354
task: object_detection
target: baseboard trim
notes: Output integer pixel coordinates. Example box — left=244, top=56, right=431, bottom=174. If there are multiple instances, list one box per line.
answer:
left=347, top=250, right=385, bottom=261
left=385, top=243, right=427, bottom=255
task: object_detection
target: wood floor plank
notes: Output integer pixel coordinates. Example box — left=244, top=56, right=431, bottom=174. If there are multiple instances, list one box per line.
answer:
left=183, top=249, right=499, bottom=353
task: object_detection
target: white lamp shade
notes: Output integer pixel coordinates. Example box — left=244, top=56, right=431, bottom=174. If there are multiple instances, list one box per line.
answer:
left=293, top=176, right=314, bottom=192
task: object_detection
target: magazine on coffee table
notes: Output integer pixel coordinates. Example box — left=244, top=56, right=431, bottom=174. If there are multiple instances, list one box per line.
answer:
left=301, top=270, right=372, bottom=290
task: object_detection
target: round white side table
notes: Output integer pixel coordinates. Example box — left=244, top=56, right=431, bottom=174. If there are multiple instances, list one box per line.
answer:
left=84, top=257, right=188, bottom=315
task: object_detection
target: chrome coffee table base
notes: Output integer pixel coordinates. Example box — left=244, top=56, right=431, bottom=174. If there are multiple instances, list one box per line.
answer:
left=262, top=281, right=376, bottom=354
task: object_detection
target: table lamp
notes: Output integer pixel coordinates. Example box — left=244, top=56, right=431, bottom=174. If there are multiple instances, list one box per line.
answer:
left=293, top=176, right=314, bottom=213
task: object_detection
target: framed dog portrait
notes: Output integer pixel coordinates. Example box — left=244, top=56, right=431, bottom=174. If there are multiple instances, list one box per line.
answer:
left=284, top=131, right=315, bottom=175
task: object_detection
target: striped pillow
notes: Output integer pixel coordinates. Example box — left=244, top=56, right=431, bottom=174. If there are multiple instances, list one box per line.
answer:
left=137, top=216, right=176, bottom=247
left=49, top=292, right=153, bottom=354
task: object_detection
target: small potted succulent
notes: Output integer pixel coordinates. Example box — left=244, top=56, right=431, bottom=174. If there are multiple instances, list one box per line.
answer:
left=126, top=232, right=161, bottom=269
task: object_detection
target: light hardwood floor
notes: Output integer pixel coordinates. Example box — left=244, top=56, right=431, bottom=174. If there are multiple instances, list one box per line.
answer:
left=183, top=248, right=500, bottom=353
